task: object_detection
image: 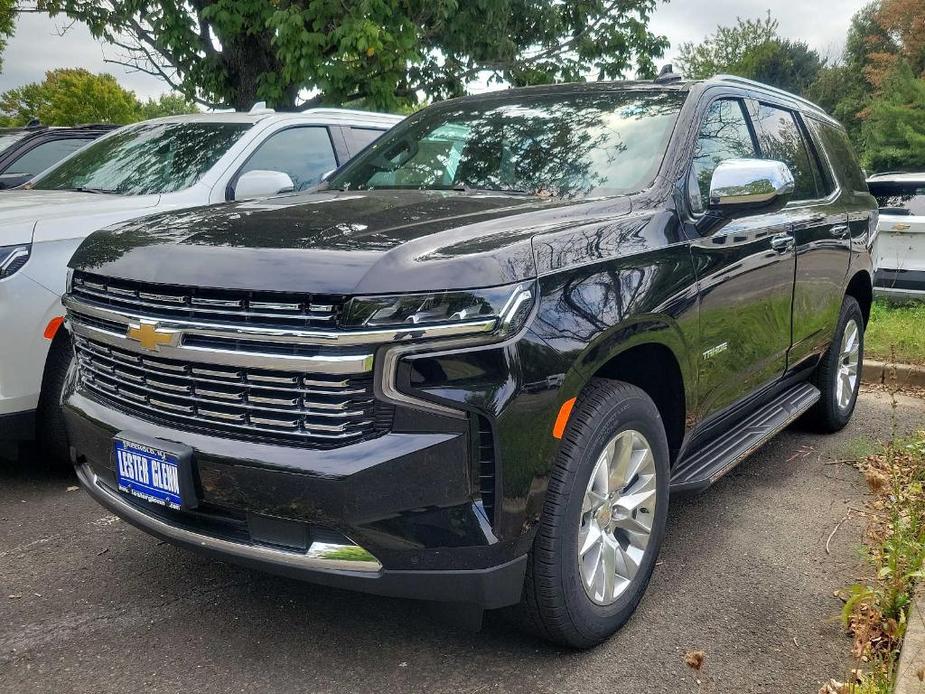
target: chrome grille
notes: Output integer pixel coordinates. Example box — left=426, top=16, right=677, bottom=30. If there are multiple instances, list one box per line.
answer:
left=72, top=272, right=342, bottom=328
left=73, top=335, right=388, bottom=446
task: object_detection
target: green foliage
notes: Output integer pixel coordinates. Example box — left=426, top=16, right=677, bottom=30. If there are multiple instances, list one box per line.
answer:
left=0, top=69, right=139, bottom=126
left=862, top=62, right=925, bottom=171
left=676, top=13, right=779, bottom=79
left=0, top=68, right=198, bottom=126
left=677, top=13, right=823, bottom=95
left=137, top=93, right=197, bottom=120
left=0, top=0, right=13, bottom=72
left=30, top=0, right=668, bottom=111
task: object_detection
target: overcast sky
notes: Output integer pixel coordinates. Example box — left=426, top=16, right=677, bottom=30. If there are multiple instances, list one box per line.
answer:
left=0, top=1, right=871, bottom=102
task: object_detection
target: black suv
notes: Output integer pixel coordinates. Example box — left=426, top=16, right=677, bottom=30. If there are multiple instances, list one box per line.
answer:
left=0, top=123, right=116, bottom=189
left=62, top=76, right=875, bottom=648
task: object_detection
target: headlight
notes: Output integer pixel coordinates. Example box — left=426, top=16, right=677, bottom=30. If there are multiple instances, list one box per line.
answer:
left=0, top=244, right=31, bottom=279
left=342, top=282, right=536, bottom=339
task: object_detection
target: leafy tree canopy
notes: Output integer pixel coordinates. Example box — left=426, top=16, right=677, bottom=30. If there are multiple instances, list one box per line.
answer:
left=862, top=61, right=925, bottom=171
left=25, top=0, right=669, bottom=111
left=0, top=68, right=196, bottom=126
left=677, top=13, right=824, bottom=95
left=0, top=0, right=13, bottom=71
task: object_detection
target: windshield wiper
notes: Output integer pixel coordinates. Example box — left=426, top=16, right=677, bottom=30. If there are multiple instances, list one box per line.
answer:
left=451, top=183, right=534, bottom=196
left=72, top=186, right=118, bottom=194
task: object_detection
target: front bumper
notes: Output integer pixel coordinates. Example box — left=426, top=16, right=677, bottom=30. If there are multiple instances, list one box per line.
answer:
left=64, top=391, right=530, bottom=609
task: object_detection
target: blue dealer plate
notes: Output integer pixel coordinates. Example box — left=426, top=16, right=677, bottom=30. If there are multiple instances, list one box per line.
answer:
left=114, top=438, right=184, bottom=509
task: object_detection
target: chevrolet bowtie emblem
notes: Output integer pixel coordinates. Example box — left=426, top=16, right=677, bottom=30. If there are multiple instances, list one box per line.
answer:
left=126, top=321, right=178, bottom=351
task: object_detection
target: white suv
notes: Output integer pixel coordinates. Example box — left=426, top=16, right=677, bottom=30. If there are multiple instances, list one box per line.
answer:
left=0, top=106, right=403, bottom=458
left=868, top=172, right=925, bottom=301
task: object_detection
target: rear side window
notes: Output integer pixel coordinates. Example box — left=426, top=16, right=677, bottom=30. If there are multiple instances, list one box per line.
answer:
left=349, top=127, right=386, bottom=151
left=7, top=138, right=93, bottom=175
left=806, top=119, right=868, bottom=193
left=239, top=126, right=337, bottom=191
left=869, top=182, right=925, bottom=216
left=689, top=98, right=758, bottom=213
left=752, top=104, right=818, bottom=201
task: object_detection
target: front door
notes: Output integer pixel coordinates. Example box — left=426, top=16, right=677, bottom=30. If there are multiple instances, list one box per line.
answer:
left=685, top=97, right=796, bottom=419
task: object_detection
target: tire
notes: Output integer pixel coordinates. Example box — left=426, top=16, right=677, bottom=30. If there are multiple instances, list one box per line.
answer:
left=36, top=331, right=73, bottom=467
left=519, top=379, right=670, bottom=649
left=804, top=296, right=864, bottom=433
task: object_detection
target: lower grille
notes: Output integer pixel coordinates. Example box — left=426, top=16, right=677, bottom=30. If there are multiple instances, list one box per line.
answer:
left=477, top=415, right=498, bottom=524
left=74, top=335, right=391, bottom=447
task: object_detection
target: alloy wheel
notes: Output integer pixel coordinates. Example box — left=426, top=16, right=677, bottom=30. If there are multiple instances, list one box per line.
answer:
left=836, top=318, right=860, bottom=411
left=577, top=429, right=657, bottom=606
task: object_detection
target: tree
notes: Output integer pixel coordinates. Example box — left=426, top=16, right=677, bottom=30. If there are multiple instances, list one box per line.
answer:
left=862, top=62, right=925, bottom=171
left=138, top=93, right=197, bottom=119
left=0, top=0, right=13, bottom=71
left=0, top=68, right=164, bottom=125
left=676, top=13, right=779, bottom=79
left=26, top=0, right=669, bottom=111
left=676, top=13, right=823, bottom=95
left=866, top=0, right=925, bottom=85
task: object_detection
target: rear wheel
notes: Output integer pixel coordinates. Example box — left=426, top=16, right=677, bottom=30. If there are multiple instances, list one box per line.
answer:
left=519, top=379, right=669, bottom=648
left=805, top=296, right=864, bottom=433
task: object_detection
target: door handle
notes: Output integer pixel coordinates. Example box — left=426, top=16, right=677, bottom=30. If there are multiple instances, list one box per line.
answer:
left=770, top=233, right=794, bottom=253
left=830, top=224, right=849, bottom=239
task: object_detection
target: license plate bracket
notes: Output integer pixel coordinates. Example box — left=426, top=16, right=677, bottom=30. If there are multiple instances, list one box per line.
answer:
left=112, top=431, right=197, bottom=511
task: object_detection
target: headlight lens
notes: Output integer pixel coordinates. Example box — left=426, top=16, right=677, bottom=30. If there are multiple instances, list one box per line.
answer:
left=342, top=282, right=535, bottom=338
left=0, top=244, right=31, bottom=279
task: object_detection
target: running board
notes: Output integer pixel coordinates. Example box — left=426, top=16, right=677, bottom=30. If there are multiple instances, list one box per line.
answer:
left=670, top=382, right=821, bottom=494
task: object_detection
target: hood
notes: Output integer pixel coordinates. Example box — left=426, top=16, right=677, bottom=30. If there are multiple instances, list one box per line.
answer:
left=0, top=189, right=160, bottom=244
left=70, top=189, right=627, bottom=294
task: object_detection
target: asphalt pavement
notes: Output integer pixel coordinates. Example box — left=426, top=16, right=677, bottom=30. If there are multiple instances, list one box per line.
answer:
left=2, top=389, right=924, bottom=694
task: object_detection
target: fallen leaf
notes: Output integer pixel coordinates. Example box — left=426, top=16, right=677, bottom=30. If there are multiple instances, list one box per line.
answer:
left=66, top=486, right=78, bottom=492
left=917, top=666, right=924, bottom=682
left=684, top=650, right=704, bottom=671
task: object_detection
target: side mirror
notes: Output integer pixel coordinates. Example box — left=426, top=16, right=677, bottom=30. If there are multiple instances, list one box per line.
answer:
left=232, top=170, right=295, bottom=200
left=709, top=159, right=795, bottom=211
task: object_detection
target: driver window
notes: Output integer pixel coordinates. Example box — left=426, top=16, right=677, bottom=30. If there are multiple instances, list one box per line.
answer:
left=690, top=99, right=758, bottom=213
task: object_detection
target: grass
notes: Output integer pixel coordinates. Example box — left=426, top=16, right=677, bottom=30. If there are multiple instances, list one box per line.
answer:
left=865, top=300, right=925, bottom=365
left=825, top=429, right=925, bottom=693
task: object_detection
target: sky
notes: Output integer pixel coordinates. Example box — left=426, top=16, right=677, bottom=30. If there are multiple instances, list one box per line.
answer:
left=0, top=1, right=872, bottom=102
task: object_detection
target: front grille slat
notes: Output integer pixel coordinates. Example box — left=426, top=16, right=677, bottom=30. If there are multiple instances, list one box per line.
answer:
left=75, top=335, right=387, bottom=447
left=72, top=272, right=341, bottom=327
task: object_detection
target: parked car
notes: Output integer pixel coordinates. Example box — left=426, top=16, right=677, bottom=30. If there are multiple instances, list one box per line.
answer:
left=0, top=123, right=116, bottom=190
left=62, top=75, right=874, bottom=648
left=868, top=172, right=925, bottom=300
left=0, top=106, right=402, bottom=458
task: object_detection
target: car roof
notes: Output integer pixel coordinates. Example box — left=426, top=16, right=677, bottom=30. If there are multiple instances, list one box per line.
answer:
left=136, top=108, right=403, bottom=128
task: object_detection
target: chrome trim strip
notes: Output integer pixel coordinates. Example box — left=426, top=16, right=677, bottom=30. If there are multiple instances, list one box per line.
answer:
left=64, top=295, right=498, bottom=347
left=76, top=464, right=382, bottom=574
left=70, top=320, right=375, bottom=375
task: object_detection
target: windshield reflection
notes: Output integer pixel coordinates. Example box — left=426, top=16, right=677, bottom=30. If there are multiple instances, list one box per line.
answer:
left=31, top=122, right=251, bottom=196
left=331, top=91, right=686, bottom=199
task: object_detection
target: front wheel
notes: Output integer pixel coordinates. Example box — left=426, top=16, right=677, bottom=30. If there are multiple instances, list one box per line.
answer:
left=805, top=296, right=864, bottom=433
left=519, top=379, right=670, bottom=648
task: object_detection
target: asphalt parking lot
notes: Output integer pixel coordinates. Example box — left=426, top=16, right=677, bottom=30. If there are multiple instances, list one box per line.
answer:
left=2, top=389, right=924, bottom=694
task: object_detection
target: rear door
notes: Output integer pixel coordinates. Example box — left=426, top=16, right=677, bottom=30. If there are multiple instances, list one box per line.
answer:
left=687, top=96, right=796, bottom=418
left=749, top=102, right=851, bottom=368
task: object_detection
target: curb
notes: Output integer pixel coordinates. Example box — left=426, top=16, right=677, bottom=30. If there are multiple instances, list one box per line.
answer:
left=895, top=586, right=925, bottom=694
left=861, top=360, right=925, bottom=388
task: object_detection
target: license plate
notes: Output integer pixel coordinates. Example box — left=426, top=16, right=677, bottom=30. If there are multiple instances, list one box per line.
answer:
left=114, top=437, right=187, bottom=509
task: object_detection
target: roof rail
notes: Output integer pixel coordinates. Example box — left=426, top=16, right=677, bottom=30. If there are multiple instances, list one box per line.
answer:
left=710, top=74, right=831, bottom=117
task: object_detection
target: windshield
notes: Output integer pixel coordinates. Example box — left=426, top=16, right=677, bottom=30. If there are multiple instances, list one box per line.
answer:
left=0, top=131, right=29, bottom=153
left=31, top=122, right=251, bottom=195
left=330, top=90, right=686, bottom=198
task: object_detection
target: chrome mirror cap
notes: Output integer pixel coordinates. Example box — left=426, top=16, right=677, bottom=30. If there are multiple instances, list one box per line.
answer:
left=709, top=158, right=795, bottom=208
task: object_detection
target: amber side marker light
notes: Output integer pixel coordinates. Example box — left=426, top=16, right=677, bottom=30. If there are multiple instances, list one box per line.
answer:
left=552, top=397, right=577, bottom=439
left=43, top=316, right=64, bottom=340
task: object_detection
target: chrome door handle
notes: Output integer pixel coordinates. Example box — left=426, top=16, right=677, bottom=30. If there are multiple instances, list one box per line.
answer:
left=830, top=224, right=849, bottom=239
left=770, top=233, right=794, bottom=253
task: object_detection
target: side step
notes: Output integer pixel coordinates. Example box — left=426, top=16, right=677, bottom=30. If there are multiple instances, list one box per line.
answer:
left=670, top=382, right=821, bottom=494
